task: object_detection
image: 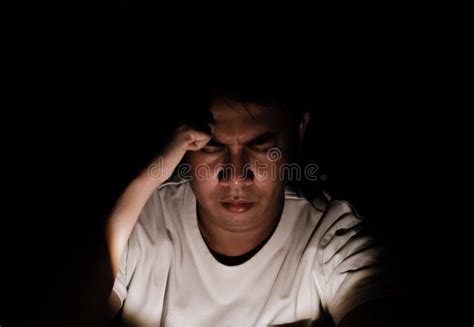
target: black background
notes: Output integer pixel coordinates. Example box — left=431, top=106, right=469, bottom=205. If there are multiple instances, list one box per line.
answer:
left=0, top=45, right=469, bottom=326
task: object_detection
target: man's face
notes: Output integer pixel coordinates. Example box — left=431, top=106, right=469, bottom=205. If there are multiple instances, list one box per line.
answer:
left=186, top=99, right=299, bottom=231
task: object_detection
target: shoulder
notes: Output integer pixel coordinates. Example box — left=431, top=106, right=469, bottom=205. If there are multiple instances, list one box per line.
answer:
left=130, top=176, right=190, bottom=247
left=287, top=185, right=361, bottom=230
left=290, top=186, right=368, bottom=255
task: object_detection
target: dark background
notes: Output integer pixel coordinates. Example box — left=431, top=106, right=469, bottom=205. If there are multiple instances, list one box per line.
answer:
left=1, top=52, right=468, bottom=326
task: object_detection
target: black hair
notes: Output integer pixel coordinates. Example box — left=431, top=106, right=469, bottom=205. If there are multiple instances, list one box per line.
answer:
left=208, top=82, right=311, bottom=124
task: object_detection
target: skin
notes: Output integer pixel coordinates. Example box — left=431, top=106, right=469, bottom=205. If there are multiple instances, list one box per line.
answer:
left=186, top=99, right=308, bottom=256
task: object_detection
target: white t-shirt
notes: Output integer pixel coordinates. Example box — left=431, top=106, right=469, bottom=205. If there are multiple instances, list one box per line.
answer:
left=113, top=179, right=391, bottom=326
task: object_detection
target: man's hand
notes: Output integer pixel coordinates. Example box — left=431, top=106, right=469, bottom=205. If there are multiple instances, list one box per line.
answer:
left=145, top=123, right=215, bottom=185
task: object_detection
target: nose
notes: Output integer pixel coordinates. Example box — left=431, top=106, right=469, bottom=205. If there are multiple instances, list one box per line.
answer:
left=218, top=149, right=254, bottom=187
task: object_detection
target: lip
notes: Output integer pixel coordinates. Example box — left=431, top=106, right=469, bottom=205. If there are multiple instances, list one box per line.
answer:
left=221, top=201, right=254, bottom=213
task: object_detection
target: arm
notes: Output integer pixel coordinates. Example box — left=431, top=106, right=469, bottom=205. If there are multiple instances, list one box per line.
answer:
left=100, top=123, right=215, bottom=324
left=312, top=201, right=399, bottom=327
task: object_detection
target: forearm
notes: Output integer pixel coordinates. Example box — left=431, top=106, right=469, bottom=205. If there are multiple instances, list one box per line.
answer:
left=105, top=171, right=164, bottom=277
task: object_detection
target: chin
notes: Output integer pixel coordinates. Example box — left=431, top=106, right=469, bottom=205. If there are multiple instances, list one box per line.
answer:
left=218, top=206, right=262, bottom=227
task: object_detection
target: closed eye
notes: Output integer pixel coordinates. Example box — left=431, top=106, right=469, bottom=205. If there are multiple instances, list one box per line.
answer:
left=246, top=132, right=278, bottom=152
left=201, top=145, right=225, bottom=154
left=248, top=143, right=274, bottom=152
left=200, top=132, right=277, bottom=154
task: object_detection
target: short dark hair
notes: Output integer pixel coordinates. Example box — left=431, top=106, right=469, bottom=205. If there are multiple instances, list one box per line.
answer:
left=208, top=82, right=311, bottom=124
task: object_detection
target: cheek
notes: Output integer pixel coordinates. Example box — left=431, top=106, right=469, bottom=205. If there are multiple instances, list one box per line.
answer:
left=189, top=178, right=216, bottom=209
left=187, top=153, right=219, bottom=180
left=187, top=156, right=219, bottom=201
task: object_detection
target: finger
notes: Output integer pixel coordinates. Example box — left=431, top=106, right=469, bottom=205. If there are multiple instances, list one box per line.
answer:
left=185, top=129, right=212, bottom=146
left=187, top=136, right=212, bottom=150
left=188, top=139, right=212, bottom=151
left=192, top=129, right=213, bottom=141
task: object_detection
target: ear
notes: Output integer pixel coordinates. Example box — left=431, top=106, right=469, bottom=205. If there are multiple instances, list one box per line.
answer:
left=298, top=112, right=311, bottom=141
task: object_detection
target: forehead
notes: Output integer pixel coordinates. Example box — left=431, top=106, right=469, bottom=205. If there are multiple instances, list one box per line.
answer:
left=209, top=99, right=288, bottom=143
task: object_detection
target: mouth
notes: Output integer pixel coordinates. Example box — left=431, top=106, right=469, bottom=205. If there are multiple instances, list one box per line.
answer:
left=221, top=201, right=254, bottom=213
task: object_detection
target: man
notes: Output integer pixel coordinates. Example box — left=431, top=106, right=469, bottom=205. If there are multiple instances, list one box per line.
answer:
left=104, top=85, right=398, bottom=326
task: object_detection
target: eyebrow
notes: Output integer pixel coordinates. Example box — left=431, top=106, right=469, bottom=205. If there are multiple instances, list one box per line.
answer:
left=207, top=131, right=278, bottom=147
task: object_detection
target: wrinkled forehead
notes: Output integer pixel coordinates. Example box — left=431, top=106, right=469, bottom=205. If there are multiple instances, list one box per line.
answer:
left=209, top=99, right=290, bottom=145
